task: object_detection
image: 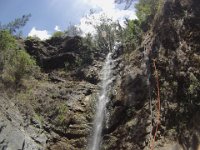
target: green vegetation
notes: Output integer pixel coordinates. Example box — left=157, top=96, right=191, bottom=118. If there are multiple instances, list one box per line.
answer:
left=114, top=0, right=164, bottom=46
left=188, top=73, right=200, bottom=98
left=89, top=15, right=125, bottom=52
left=0, top=30, right=16, bottom=52
left=0, top=30, right=16, bottom=71
left=135, top=0, right=154, bottom=23
left=66, top=23, right=82, bottom=37
left=115, top=0, right=163, bottom=23
left=33, top=113, right=44, bottom=127
left=123, top=19, right=142, bottom=49
left=0, top=30, right=39, bottom=85
left=94, top=16, right=116, bottom=52
left=2, top=50, right=38, bottom=84
left=82, top=33, right=95, bottom=49
left=55, top=104, right=69, bottom=131
left=51, top=31, right=65, bottom=38
left=69, top=13, right=139, bottom=56
left=135, top=0, right=163, bottom=23
left=92, top=15, right=143, bottom=53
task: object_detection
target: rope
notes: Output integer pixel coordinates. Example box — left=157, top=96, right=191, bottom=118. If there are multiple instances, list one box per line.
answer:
left=144, top=46, right=161, bottom=149
left=150, top=59, right=161, bottom=150
left=144, top=47, right=154, bottom=148
left=146, top=58, right=153, bottom=141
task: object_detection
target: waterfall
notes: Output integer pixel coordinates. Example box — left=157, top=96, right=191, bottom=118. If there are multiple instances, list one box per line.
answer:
left=89, top=52, right=114, bottom=150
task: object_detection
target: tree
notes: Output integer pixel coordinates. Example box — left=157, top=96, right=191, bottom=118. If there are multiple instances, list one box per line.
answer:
left=66, top=23, right=82, bottom=37
left=0, top=14, right=31, bottom=35
left=115, top=0, right=163, bottom=23
left=0, top=30, right=38, bottom=85
left=2, top=50, right=37, bottom=84
left=0, top=30, right=15, bottom=51
left=82, top=33, right=94, bottom=48
left=93, top=15, right=122, bottom=52
left=123, top=19, right=142, bottom=47
left=0, top=30, right=16, bottom=70
left=135, top=0, right=157, bottom=22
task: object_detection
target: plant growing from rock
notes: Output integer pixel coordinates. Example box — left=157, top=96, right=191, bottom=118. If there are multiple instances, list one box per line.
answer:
left=55, top=103, right=69, bottom=132
left=188, top=73, right=200, bottom=99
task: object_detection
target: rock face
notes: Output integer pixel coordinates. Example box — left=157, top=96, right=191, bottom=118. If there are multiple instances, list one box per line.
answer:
left=100, top=0, right=200, bottom=149
left=0, top=0, right=199, bottom=149
left=0, top=34, right=101, bottom=150
left=32, top=80, right=98, bottom=150
left=24, top=36, right=93, bottom=71
left=0, top=71, right=99, bottom=150
left=0, top=94, right=47, bottom=150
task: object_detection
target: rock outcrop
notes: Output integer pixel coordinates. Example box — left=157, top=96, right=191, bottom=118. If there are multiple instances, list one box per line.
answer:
left=24, top=36, right=94, bottom=71
left=0, top=93, right=47, bottom=150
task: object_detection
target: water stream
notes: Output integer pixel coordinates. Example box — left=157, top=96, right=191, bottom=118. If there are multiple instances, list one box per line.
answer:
left=89, top=52, right=114, bottom=150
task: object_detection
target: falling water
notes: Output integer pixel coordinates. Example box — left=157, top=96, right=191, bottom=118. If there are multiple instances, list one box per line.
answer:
left=89, top=52, right=114, bottom=150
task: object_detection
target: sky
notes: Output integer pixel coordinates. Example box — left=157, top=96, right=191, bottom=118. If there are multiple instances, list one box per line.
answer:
left=0, top=0, right=137, bottom=40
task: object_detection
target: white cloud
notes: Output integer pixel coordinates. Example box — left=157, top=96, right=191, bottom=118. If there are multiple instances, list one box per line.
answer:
left=77, top=6, right=137, bottom=36
left=54, top=25, right=61, bottom=31
left=29, top=0, right=137, bottom=38
left=77, top=0, right=137, bottom=36
left=28, top=27, right=51, bottom=40
left=77, top=15, right=97, bottom=36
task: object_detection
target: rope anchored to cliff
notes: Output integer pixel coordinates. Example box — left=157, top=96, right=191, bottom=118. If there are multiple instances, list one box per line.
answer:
left=150, top=59, right=161, bottom=150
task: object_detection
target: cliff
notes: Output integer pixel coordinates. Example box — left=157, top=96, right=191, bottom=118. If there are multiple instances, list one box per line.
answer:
left=103, top=0, right=200, bottom=149
left=0, top=0, right=199, bottom=149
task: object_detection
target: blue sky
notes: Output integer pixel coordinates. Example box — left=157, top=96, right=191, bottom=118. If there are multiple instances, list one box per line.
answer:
left=0, top=0, right=136, bottom=40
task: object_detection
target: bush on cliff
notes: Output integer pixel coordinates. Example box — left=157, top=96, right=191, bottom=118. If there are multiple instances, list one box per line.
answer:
left=0, top=30, right=39, bottom=85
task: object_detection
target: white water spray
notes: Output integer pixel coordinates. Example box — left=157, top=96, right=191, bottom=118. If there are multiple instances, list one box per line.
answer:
left=89, top=52, right=114, bottom=150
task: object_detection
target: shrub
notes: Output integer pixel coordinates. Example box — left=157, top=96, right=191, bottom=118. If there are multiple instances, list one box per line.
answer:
left=2, top=49, right=38, bottom=84
left=188, top=73, right=200, bottom=98
left=51, top=31, right=65, bottom=38
left=55, top=104, right=69, bottom=132
left=0, top=30, right=15, bottom=51
left=0, top=30, right=16, bottom=69
left=0, top=30, right=39, bottom=85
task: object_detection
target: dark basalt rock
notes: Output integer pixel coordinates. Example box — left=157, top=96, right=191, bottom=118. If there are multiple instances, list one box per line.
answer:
left=25, top=36, right=89, bottom=71
left=71, top=65, right=100, bottom=85
left=42, top=52, right=76, bottom=70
